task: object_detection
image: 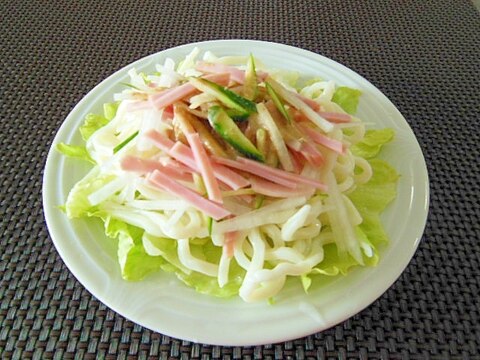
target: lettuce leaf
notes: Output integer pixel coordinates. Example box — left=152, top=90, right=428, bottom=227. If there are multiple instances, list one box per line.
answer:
left=105, top=218, right=165, bottom=281
left=103, top=101, right=120, bottom=121
left=143, top=235, right=191, bottom=274
left=348, top=159, right=399, bottom=214
left=351, top=129, right=395, bottom=159
left=145, top=235, right=245, bottom=298
left=332, top=87, right=362, bottom=114
left=79, top=101, right=119, bottom=141
left=56, top=143, right=95, bottom=164
left=301, top=238, right=375, bottom=293
left=64, top=167, right=115, bottom=218
left=311, top=229, right=379, bottom=275
left=57, top=102, right=118, bottom=163
left=79, top=113, right=110, bottom=141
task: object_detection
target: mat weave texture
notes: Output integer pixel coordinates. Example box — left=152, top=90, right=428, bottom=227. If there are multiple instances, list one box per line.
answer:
left=1, top=0, right=480, bottom=359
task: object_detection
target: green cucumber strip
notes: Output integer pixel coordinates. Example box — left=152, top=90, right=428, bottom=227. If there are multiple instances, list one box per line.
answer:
left=226, top=109, right=250, bottom=122
left=190, top=77, right=257, bottom=114
left=208, top=106, right=264, bottom=162
left=265, top=81, right=292, bottom=124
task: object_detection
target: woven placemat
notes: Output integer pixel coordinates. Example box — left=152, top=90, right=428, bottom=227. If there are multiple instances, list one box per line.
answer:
left=1, top=0, right=479, bottom=358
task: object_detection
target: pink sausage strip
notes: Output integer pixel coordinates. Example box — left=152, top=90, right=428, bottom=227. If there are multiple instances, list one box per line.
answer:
left=145, top=130, right=249, bottom=190
left=145, top=129, right=176, bottom=152
left=195, top=61, right=269, bottom=84
left=250, top=176, right=315, bottom=198
left=212, top=156, right=298, bottom=189
left=298, top=123, right=345, bottom=154
left=236, top=157, right=328, bottom=191
left=317, top=111, right=351, bottom=123
left=148, top=170, right=230, bottom=220
left=120, top=156, right=192, bottom=182
left=150, top=73, right=230, bottom=109
left=196, top=62, right=246, bottom=84
left=170, top=142, right=250, bottom=190
left=295, top=94, right=320, bottom=111
left=186, top=133, right=223, bottom=204
left=299, top=142, right=325, bottom=166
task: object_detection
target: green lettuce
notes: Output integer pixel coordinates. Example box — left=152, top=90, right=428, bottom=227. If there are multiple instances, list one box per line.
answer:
left=105, top=218, right=166, bottom=281
left=64, top=167, right=114, bottom=218
left=56, top=102, right=118, bottom=161
left=332, top=86, right=362, bottom=114
left=103, top=101, right=120, bottom=121
left=302, top=227, right=382, bottom=293
left=56, top=143, right=95, bottom=164
left=348, top=159, right=399, bottom=214
left=146, top=235, right=245, bottom=298
left=351, top=129, right=395, bottom=159
left=80, top=100, right=119, bottom=141
left=79, top=113, right=110, bottom=141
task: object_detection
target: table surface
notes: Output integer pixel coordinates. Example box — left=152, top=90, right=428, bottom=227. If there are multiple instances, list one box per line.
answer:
left=1, top=0, right=479, bottom=359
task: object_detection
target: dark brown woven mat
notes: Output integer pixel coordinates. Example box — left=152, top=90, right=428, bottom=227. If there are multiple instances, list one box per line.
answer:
left=1, top=0, right=480, bottom=358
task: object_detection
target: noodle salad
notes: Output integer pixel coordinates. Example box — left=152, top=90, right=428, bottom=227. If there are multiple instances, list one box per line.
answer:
left=58, top=49, right=399, bottom=303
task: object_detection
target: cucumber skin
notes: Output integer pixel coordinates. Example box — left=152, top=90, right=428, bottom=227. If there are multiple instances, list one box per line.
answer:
left=201, top=78, right=258, bottom=114
left=226, top=109, right=250, bottom=122
left=208, top=106, right=264, bottom=162
left=265, top=82, right=292, bottom=124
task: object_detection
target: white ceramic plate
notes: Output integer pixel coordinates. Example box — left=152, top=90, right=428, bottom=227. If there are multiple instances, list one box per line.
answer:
left=43, top=40, right=429, bottom=346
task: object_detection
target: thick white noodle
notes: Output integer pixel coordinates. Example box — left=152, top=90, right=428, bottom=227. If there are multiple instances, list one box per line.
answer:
left=137, top=109, right=165, bottom=151
left=291, top=221, right=322, bottom=240
left=354, top=156, right=373, bottom=184
left=325, top=172, right=363, bottom=263
left=213, top=197, right=306, bottom=234
left=177, top=239, right=218, bottom=277
left=233, top=234, right=251, bottom=270
left=239, top=276, right=286, bottom=303
left=166, top=209, right=186, bottom=227
left=126, top=199, right=190, bottom=211
left=265, top=247, right=305, bottom=263
left=343, top=121, right=365, bottom=145
left=342, top=195, right=363, bottom=226
left=334, top=151, right=355, bottom=178
left=261, top=225, right=284, bottom=249
left=106, top=208, right=168, bottom=238
left=292, top=238, right=311, bottom=254
left=246, top=229, right=265, bottom=273
left=337, top=176, right=355, bottom=193
left=88, top=177, right=129, bottom=206
left=281, top=205, right=312, bottom=241
left=217, top=249, right=231, bottom=288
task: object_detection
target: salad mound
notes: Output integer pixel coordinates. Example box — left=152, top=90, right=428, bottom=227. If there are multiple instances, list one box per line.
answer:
left=58, top=49, right=398, bottom=302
